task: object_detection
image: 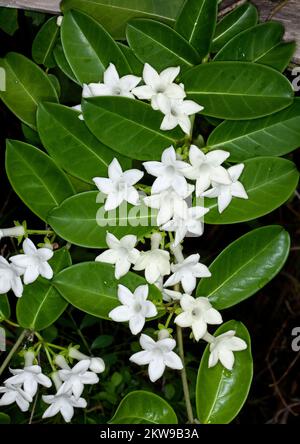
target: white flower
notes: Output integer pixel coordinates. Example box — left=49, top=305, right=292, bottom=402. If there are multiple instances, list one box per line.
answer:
left=5, top=351, right=52, bottom=397
left=144, top=185, right=194, bottom=226
left=68, top=348, right=105, bottom=374
left=164, top=254, right=211, bottom=294
left=183, top=146, right=231, bottom=196
left=9, top=238, right=53, bottom=285
left=156, top=95, right=203, bottom=135
left=82, top=63, right=141, bottom=99
left=130, top=333, right=183, bottom=382
left=58, top=360, right=99, bottom=399
left=143, top=146, right=190, bottom=197
left=208, top=330, right=247, bottom=370
left=0, top=226, right=25, bottom=240
left=72, top=104, right=84, bottom=120
left=0, top=383, right=32, bottom=412
left=95, top=232, right=140, bottom=279
left=162, top=289, right=183, bottom=302
left=0, top=256, right=23, bottom=298
left=56, top=16, right=63, bottom=27
left=109, top=284, right=157, bottom=335
left=93, top=158, right=143, bottom=211
left=202, top=164, right=248, bottom=213
left=132, top=63, right=185, bottom=109
left=42, top=384, right=87, bottom=423
left=175, top=295, right=222, bottom=341
left=161, top=205, right=209, bottom=246
left=133, top=233, right=170, bottom=284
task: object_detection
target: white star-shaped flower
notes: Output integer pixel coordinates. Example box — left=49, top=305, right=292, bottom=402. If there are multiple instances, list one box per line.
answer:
left=83, top=63, right=141, bottom=99
left=161, top=205, right=209, bottom=246
left=164, top=253, right=211, bottom=294
left=202, top=164, right=248, bottom=213
left=133, top=232, right=170, bottom=284
left=143, top=146, right=190, bottom=197
left=132, top=63, right=185, bottom=109
left=208, top=330, right=247, bottom=370
left=93, top=158, right=144, bottom=211
left=183, top=146, right=231, bottom=196
left=130, top=333, right=183, bottom=382
left=109, top=284, right=157, bottom=335
left=0, top=256, right=23, bottom=298
left=5, top=367, right=52, bottom=398
left=0, top=383, right=32, bottom=412
left=68, top=348, right=105, bottom=374
left=175, top=295, right=222, bottom=341
left=95, top=232, right=140, bottom=279
left=58, top=360, right=99, bottom=399
left=156, top=95, right=203, bottom=135
left=42, top=384, right=87, bottom=423
left=9, top=238, right=53, bottom=285
left=143, top=185, right=194, bottom=226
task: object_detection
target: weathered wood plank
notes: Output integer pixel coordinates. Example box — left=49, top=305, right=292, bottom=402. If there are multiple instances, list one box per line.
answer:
left=0, top=0, right=299, bottom=63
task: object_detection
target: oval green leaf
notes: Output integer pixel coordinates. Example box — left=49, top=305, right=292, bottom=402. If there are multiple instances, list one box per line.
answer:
left=214, top=22, right=285, bottom=69
left=211, top=2, right=258, bottom=53
left=82, top=96, right=184, bottom=160
left=0, top=52, right=58, bottom=129
left=207, top=99, right=300, bottom=161
left=61, top=0, right=185, bottom=40
left=175, top=0, right=218, bottom=59
left=32, top=16, right=60, bottom=68
left=196, top=321, right=253, bottom=424
left=5, top=140, right=74, bottom=221
left=61, top=9, right=131, bottom=84
left=257, top=41, right=296, bottom=73
left=197, top=226, right=290, bottom=309
left=182, top=61, right=294, bottom=120
left=205, top=157, right=299, bottom=224
left=53, top=43, right=79, bottom=84
left=126, top=19, right=200, bottom=72
left=16, top=249, right=72, bottom=331
left=47, top=191, right=155, bottom=248
left=53, top=262, right=161, bottom=320
left=0, top=413, right=11, bottom=424
left=37, top=102, right=130, bottom=184
left=109, top=391, right=178, bottom=424
left=0, top=294, right=10, bottom=322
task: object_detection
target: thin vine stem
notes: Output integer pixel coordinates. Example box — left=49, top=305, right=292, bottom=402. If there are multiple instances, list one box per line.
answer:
left=0, top=329, right=27, bottom=377
left=176, top=325, right=194, bottom=424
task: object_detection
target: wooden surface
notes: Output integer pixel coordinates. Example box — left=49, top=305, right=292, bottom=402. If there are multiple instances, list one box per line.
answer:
left=0, top=0, right=299, bottom=63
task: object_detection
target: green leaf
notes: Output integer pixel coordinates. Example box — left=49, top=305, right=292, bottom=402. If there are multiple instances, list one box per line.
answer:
left=211, top=2, right=258, bottom=53
left=47, top=191, right=155, bottom=248
left=197, top=226, right=290, bottom=309
left=196, top=321, right=253, bottom=424
left=175, top=0, right=218, bottom=58
left=0, top=413, right=11, bottom=424
left=16, top=249, right=72, bottom=331
left=205, top=157, right=299, bottom=224
left=126, top=19, right=200, bottom=72
left=0, top=7, right=18, bottom=36
left=0, top=52, right=58, bottom=129
left=21, top=123, right=42, bottom=146
left=5, top=140, right=74, bottom=221
left=61, top=0, right=185, bottom=40
left=257, top=41, right=296, bottom=73
left=0, top=294, right=10, bottom=322
left=182, top=62, right=294, bottom=120
left=32, top=17, right=60, bottom=68
left=109, top=391, right=178, bottom=424
left=61, top=9, right=131, bottom=84
left=214, top=22, right=287, bottom=70
left=207, top=99, right=300, bottom=161
left=53, top=262, right=161, bottom=320
left=37, top=102, right=130, bottom=184
left=53, top=43, right=79, bottom=84
left=91, top=335, right=113, bottom=349
left=82, top=96, right=184, bottom=160
left=117, top=42, right=143, bottom=76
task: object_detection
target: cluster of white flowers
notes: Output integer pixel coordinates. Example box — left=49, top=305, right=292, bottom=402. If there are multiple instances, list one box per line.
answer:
left=0, top=349, right=105, bottom=422
left=94, top=150, right=248, bottom=380
left=74, top=62, right=202, bottom=135
left=0, top=237, right=54, bottom=299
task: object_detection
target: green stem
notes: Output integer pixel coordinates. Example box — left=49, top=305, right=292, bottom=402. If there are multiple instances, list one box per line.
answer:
left=165, top=312, right=173, bottom=329
left=176, top=325, right=194, bottom=424
left=4, top=319, right=20, bottom=328
left=0, top=330, right=27, bottom=377
left=26, top=230, right=54, bottom=235
left=44, top=345, right=56, bottom=372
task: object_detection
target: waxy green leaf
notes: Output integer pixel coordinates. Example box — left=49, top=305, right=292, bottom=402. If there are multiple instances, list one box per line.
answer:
left=32, top=16, right=60, bottom=68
